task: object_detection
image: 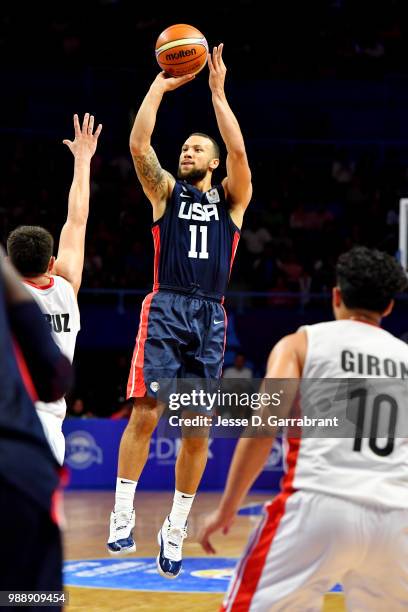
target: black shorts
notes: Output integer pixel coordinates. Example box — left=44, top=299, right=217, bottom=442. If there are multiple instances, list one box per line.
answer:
left=127, top=290, right=227, bottom=399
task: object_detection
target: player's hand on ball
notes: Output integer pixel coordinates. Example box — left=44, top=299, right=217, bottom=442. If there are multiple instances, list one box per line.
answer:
left=208, top=43, right=226, bottom=95
left=63, top=113, right=102, bottom=160
left=153, top=71, right=195, bottom=93
left=197, top=507, right=235, bottom=554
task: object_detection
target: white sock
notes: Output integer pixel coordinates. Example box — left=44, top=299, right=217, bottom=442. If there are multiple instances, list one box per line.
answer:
left=169, top=489, right=195, bottom=528
left=114, top=477, right=137, bottom=513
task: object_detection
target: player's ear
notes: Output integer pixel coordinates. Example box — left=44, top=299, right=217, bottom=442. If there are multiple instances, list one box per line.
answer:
left=382, top=299, right=394, bottom=318
left=48, top=256, right=56, bottom=273
left=210, top=158, right=220, bottom=170
left=332, top=286, right=342, bottom=308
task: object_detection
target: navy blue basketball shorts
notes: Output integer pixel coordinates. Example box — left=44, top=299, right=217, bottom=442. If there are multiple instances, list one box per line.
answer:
left=127, top=291, right=227, bottom=399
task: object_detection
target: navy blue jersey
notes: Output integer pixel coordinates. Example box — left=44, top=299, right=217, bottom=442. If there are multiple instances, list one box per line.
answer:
left=151, top=181, right=240, bottom=301
left=0, top=268, right=59, bottom=511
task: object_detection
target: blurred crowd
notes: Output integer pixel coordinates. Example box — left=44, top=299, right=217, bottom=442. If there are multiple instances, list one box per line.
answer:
left=233, top=144, right=401, bottom=304
left=1, top=136, right=402, bottom=299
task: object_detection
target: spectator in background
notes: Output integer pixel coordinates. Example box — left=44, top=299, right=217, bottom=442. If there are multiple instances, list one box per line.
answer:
left=83, top=244, right=103, bottom=286
left=332, top=149, right=355, bottom=185
left=277, top=250, right=303, bottom=291
left=241, top=213, right=272, bottom=256
left=263, top=197, right=285, bottom=233
left=289, top=202, right=309, bottom=231
left=299, top=266, right=312, bottom=307
left=222, top=352, right=254, bottom=420
left=223, top=353, right=253, bottom=380
left=268, top=274, right=296, bottom=307
left=253, top=242, right=277, bottom=289
left=70, top=398, right=85, bottom=417
left=66, top=397, right=95, bottom=418
left=311, top=256, right=336, bottom=294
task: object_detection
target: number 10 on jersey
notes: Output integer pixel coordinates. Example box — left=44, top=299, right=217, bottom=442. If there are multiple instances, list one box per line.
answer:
left=188, top=225, right=209, bottom=259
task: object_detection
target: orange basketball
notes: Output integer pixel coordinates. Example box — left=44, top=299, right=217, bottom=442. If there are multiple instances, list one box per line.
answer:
left=155, top=24, right=208, bottom=77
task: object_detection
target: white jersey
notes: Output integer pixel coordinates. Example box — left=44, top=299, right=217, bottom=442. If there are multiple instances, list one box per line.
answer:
left=283, top=319, right=408, bottom=509
left=24, top=275, right=80, bottom=419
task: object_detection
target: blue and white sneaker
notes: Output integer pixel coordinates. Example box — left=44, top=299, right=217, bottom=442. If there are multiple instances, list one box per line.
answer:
left=107, top=509, right=136, bottom=555
left=156, top=516, right=187, bottom=579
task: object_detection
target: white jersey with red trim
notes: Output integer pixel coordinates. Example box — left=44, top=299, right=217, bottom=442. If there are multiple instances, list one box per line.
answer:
left=284, top=319, right=408, bottom=509
left=24, top=275, right=80, bottom=419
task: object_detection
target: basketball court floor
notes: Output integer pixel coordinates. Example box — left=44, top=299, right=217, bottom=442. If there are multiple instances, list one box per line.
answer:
left=64, top=491, right=345, bottom=611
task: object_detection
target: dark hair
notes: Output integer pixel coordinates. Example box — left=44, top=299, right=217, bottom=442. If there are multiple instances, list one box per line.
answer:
left=189, top=132, right=220, bottom=159
left=7, top=226, right=54, bottom=277
left=336, top=246, right=407, bottom=312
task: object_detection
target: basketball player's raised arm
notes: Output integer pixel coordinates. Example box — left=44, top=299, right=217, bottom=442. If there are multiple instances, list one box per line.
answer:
left=198, top=332, right=305, bottom=554
left=129, top=72, right=194, bottom=218
left=54, top=113, right=102, bottom=297
left=208, top=44, right=252, bottom=228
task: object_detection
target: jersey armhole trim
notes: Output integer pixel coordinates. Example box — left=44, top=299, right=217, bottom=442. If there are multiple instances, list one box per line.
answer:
left=221, top=181, right=243, bottom=234
left=299, top=326, right=311, bottom=377
left=151, top=173, right=176, bottom=227
left=151, top=194, right=174, bottom=227
left=227, top=211, right=242, bottom=235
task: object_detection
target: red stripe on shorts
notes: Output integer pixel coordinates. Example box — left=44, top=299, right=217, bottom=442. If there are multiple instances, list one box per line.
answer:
left=222, top=437, right=301, bottom=611
left=126, top=292, right=156, bottom=399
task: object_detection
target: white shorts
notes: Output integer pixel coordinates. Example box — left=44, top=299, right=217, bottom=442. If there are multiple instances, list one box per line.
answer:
left=222, top=490, right=408, bottom=612
left=37, top=410, right=65, bottom=466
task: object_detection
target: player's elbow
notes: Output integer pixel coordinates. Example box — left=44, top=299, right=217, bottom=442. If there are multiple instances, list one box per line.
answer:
left=129, top=138, right=150, bottom=157
left=228, top=148, right=248, bottom=161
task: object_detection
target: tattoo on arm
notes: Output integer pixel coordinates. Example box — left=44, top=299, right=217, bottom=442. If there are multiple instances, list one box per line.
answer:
left=133, top=147, right=168, bottom=198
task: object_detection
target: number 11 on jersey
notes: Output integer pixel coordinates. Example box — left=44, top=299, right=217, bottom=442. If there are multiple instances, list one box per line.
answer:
left=188, top=224, right=209, bottom=259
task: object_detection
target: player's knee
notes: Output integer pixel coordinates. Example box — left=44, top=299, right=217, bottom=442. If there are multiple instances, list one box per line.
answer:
left=127, top=401, right=159, bottom=438
left=181, top=436, right=209, bottom=454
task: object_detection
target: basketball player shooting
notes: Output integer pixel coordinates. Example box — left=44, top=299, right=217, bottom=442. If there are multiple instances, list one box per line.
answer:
left=7, top=113, right=102, bottom=465
left=107, top=44, right=252, bottom=578
left=198, top=246, right=408, bottom=611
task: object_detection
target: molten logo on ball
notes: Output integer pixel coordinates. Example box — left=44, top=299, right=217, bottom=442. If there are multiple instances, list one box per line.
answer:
left=155, top=23, right=208, bottom=77
left=165, top=48, right=197, bottom=61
